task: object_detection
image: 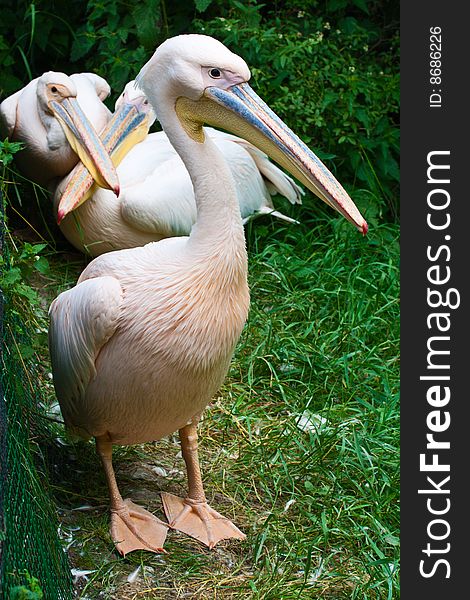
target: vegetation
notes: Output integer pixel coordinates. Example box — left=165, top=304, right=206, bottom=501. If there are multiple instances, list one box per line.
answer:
left=9, top=572, right=44, bottom=600
left=1, top=1, right=399, bottom=598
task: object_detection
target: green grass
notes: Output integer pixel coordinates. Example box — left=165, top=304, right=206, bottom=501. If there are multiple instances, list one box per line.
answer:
left=4, top=189, right=399, bottom=599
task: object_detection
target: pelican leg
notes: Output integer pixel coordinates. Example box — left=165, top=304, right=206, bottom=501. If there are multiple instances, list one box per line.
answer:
left=96, top=437, right=168, bottom=556
left=161, top=417, right=245, bottom=549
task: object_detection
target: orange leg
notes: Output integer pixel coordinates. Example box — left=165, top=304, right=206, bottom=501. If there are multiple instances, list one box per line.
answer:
left=161, top=416, right=245, bottom=549
left=96, top=437, right=168, bottom=556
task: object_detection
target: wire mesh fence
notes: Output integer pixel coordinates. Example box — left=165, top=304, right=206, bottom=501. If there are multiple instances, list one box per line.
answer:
left=1, top=187, right=73, bottom=599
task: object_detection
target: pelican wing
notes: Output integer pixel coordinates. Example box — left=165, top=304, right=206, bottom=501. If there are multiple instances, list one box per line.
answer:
left=48, top=275, right=123, bottom=423
left=118, top=128, right=302, bottom=237
left=206, top=130, right=304, bottom=205
left=234, top=142, right=304, bottom=205
left=119, top=154, right=197, bottom=236
left=76, top=73, right=111, bottom=102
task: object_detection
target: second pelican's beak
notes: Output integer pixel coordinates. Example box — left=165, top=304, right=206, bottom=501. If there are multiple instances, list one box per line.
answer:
left=176, top=82, right=367, bottom=234
left=49, top=96, right=120, bottom=195
left=56, top=92, right=154, bottom=223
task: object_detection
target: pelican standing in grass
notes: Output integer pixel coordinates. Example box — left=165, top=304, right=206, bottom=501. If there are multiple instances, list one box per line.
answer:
left=0, top=71, right=118, bottom=192
left=48, top=34, right=367, bottom=555
left=55, top=80, right=303, bottom=256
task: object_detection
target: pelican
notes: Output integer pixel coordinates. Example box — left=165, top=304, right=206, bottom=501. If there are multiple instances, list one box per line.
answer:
left=55, top=81, right=303, bottom=257
left=49, top=34, right=367, bottom=555
left=0, top=71, right=119, bottom=193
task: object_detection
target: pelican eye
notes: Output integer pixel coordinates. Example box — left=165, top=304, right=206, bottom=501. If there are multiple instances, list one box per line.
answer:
left=209, top=68, right=222, bottom=79
left=51, top=86, right=58, bottom=93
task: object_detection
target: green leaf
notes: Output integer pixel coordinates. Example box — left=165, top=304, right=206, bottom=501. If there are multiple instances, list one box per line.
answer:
left=352, top=0, right=370, bottom=14
left=29, top=243, right=47, bottom=255
left=304, top=480, right=315, bottom=491
left=16, top=284, right=39, bottom=303
left=355, top=107, right=370, bottom=129
left=71, top=31, right=95, bottom=62
left=195, top=0, right=213, bottom=12
left=34, top=257, right=50, bottom=275
left=327, top=0, right=348, bottom=11
left=1, top=267, right=22, bottom=286
left=132, top=0, right=160, bottom=48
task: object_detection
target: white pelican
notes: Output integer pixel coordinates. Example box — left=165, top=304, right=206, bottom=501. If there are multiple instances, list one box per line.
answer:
left=49, top=34, right=367, bottom=555
left=0, top=72, right=119, bottom=192
left=55, top=81, right=303, bottom=256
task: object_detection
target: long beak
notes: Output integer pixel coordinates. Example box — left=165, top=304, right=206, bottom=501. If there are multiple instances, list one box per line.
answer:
left=49, top=97, right=120, bottom=195
left=56, top=98, right=153, bottom=223
left=177, top=83, right=367, bottom=234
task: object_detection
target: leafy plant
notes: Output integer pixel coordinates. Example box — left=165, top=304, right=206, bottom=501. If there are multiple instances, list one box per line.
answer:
left=9, top=572, right=44, bottom=600
left=0, top=139, right=24, bottom=168
left=1, top=140, right=50, bottom=358
left=70, top=0, right=162, bottom=93
left=1, top=239, right=49, bottom=286
left=0, top=240, right=50, bottom=359
left=0, top=1, right=84, bottom=97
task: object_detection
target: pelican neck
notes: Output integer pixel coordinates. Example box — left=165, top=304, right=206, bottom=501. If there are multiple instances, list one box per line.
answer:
left=159, top=107, right=246, bottom=251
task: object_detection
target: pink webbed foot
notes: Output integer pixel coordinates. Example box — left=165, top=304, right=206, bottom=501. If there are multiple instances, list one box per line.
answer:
left=110, top=498, right=168, bottom=556
left=161, top=492, right=245, bottom=549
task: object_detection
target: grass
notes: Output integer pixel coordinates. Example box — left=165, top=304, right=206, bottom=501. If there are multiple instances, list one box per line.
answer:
left=3, top=184, right=399, bottom=599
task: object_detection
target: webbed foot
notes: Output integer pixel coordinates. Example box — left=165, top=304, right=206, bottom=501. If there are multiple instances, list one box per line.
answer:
left=111, top=498, right=168, bottom=556
left=161, top=492, right=245, bottom=549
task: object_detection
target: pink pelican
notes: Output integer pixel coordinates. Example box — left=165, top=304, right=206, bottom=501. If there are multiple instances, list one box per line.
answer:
left=0, top=71, right=118, bottom=192
left=48, top=34, right=367, bottom=555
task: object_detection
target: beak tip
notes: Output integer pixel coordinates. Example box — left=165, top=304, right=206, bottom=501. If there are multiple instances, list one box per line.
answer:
left=361, top=220, right=368, bottom=236
left=57, top=209, right=65, bottom=224
left=114, top=184, right=120, bottom=197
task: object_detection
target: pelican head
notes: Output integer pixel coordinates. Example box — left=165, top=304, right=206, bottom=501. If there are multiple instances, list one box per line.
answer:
left=115, top=81, right=154, bottom=116
left=56, top=80, right=156, bottom=222
left=37, top=71, right=119, bottom=194
left=109, top=80, right=156, bottom=162
left=137, top=35, right=367, bottom=234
